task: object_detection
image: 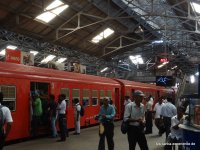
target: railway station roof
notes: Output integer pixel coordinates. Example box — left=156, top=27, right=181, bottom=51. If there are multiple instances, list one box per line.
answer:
left=0, top=0, right=199, bottom=79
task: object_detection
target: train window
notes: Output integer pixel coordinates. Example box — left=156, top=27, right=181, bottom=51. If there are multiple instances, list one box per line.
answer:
left=72, top=89, right=80, bottom=106
left=0, top=85, right=16, bottom=111
left=60, top=88, right=70, bottom=106
left=92, top=90, right=98, bottom=106
left=82, top=89, right=90, bottom=107
left=100, top=90, right=105, bottom=106
left=107, top=90, right=112, bottom=101
left=126, top=91, right=130, bottom=97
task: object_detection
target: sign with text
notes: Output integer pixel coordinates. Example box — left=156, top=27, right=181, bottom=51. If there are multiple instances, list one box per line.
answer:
left=5, top=49, right=21, bottom=64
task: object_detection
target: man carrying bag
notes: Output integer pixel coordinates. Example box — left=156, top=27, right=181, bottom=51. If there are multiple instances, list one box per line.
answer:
left=123, top=90, right=149, bottom=150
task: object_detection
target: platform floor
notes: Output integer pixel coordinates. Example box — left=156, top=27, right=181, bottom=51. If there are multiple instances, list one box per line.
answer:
left=5, top=121, right=165, bottom=150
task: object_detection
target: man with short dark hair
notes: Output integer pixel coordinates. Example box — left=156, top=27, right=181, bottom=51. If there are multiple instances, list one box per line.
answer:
left=124, top=90, right=149, bottom=150
left=73, top=98, right=81, bottom=135
left=0, top=92, right=13, bottom=150
left=57, top=94, right=68, bottom=142
left=160, top=97, right=177, bottom=139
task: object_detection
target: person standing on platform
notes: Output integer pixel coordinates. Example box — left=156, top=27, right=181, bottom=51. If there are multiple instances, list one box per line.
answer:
left=32, top=92, right=42, bottom=137
left=145, top=95, right=154, bottom=134
left=0, top=92, right=13, bottom=150
left=49, top=94, right=58, bottom=138
left=153, top=97, right=165, bottom=136
left=57, top=94, right=68, bottom=142
left=124, top=90, right=149, bottom=150
left=124, top=96, right=131, bottom=106
left=160, top=97, right=177, bottom=139
left=164, top=106, right=185, bottom=150
left=73, top=98, right=81, bottom=135
left=98, top=97, right=116, bottom=150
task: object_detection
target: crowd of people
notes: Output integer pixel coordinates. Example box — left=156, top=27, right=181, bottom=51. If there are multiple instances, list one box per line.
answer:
left=0, top=89, right=188, bottom=150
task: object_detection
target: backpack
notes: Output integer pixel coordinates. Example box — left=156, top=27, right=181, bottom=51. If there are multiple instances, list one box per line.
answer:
left=79, top=105, right=84, bottom=117
left=0, top=105, right=4, bottom=133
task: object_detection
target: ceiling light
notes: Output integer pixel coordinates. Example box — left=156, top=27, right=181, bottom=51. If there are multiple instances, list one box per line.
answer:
left=41, top=55, right=56, bottom=63
left=190, top=75, right=195, bottom=83
left=91, top=28, right=114, bottom=43
left=171, top=65, right=177, bottom=69
left=35, top=0, right=69, bottom=23
left=100, top=67, right=108, bottom=73
left=191, top=2, right=200, bottom=14
left=195, top=72, right=199, bottom=76
left=152, top=40, right=163, bottom=44
left=30, top=50, right=39, bottom=56
left=56, top=58, right=67, bottom=63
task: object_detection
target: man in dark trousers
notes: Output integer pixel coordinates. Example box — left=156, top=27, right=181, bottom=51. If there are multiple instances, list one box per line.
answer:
left=0, top=92, right=13, bottom=150
left=57, top=94, right=68, bottom=142
left=160, top=97, right=177, bottom=139
left=98, top=97, right=116, bottom=150
left=124, top=90, right=149, bottom=150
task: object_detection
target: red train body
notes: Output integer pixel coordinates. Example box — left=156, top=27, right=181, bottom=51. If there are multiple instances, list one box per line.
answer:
left=0, top=62, right=174, bottom=141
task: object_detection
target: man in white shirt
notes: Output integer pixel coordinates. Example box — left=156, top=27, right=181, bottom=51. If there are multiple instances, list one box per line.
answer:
left=164, top=106, right=185, bottom=150
left=0, top=92, right=13, bottom=150
left=124, top=96, right=131, bottom=106
left=73, top=98, right=81, bottom=135
left=57, top=94, right=68, bottom=142
left=153, top=97, right=165, bottom=136
left=124, top=90, right=149, bottom=150
left=160, top=97, right=177, bottom=138
left=145, top=95, right=154, bottom=134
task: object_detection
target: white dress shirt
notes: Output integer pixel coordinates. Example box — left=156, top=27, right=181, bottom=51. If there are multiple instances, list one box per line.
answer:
left=0, top=103, right=13, bottom=123
left=154, top=102, right=164, bottom=118
left=124, top=99, right=131, bottom=106
left=161, top=102, right=177, bottom=118
left=58, top=100, right=66, bottom=114
left=124, top=102, right=145, bottom=126
left=146, top=98, right=153, bottom=111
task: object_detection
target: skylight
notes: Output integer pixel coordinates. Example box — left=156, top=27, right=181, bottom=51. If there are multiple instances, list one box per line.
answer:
left=0, top=45, right=17, bottom=56
left=41, top=55, right=56, bottom=63
left=30, top=50, right=39, bottom=56
left=91, top=28, right=114, bottom=43
left=35, top=0, right=69, bottom=23
left=191, top=2, right=200, bottom=14
left=56, top=57, right=67, bottom=63
left=129, top=55, right=144, bottom=65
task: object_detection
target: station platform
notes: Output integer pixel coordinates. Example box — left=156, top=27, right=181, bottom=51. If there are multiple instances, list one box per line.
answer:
left=4, top=121, right=165, bottom=150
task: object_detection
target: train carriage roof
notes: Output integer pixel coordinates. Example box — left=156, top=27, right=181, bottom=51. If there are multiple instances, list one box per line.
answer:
left=0, top=62, right=120, bottom=86
left=115, top=79, right=173, bottom=92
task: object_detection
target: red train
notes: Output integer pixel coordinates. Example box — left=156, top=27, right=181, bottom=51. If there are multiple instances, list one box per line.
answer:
left=0, top=62, right=175, bottom=141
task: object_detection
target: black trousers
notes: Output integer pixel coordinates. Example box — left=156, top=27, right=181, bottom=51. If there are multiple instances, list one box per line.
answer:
left=0, top=131, right=5, bottom=150
left=127, top=125, right=149, bottom=150
left=145, top=111, right=153, bottom=133
left=163, top=117, right=171, bottom=138
left=58, top=114, right=68, bottom=141
left=98, top=123, right=114, bottom=150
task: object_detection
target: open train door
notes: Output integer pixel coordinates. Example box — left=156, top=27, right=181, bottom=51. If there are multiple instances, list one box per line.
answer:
left=30, top=82, right=50, bottom=137
left=115, top=88, right=120, bottom=119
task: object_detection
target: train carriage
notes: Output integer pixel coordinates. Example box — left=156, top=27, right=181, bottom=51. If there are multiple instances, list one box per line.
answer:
left=0, top=62, right=121, bottom=141
left=0, top=62, right=175, bottom=141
